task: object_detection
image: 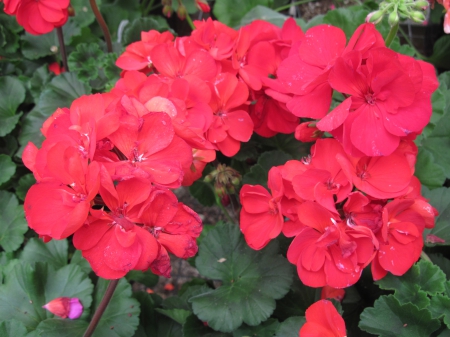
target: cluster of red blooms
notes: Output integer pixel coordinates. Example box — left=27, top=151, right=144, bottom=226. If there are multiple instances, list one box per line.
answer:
left=1, top=0, right=69, bottom=35
left=240, top=23, right=440, bottom=289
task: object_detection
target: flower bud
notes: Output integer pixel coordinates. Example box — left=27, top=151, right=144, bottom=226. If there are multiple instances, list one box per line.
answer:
left=195, top=0, right=210, bottom=13
left=177, top=4, right=187, bottom=20
left=366, top=10, right=384, bottom=24
left=388, top=11, right=399, bottom=26
left=412, top=0, right=429, bottom=10
left=162, top=5, right=172, bottom=18
left=295, top=122, right=324, bottom=142
left=410, top=10, right=426, bottom=22
left=42, top=297, right=83, bottom=319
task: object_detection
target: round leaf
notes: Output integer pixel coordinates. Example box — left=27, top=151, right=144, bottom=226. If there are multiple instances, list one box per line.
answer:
left=0, top=76, right=25, bottom=137
left=21, top=238, right=69, bottom=270
left=0, top=154, right=16, bottom=185
left=0, top=191, right=27, bottom=252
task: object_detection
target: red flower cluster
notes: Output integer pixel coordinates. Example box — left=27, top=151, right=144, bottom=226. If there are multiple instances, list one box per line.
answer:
left=239, top=21, right=438, bottom=288
left=240, top=138, right=437, bottom=287
left=115, top=18, right=305, bottom=156
left=2, top=0, right=69, bottom=35
left=23, top=93, right=201, bottom=279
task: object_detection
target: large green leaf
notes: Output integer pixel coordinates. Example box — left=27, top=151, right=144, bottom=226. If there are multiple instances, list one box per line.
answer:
left=20, top=238, right=69, bottom=270
left=21, top=19, right=80, bottom=59
left=92, top=278, right=140, bottom=337
left=213, top=0, right=272, bottom=27
left=426, top=35, right=450, bottom=70
left=28, top=65, right=53, bottom=100
left=422, top=187, right=450, bottom=246
left=183, top=314, right=232, bottom=337
left=0, top=76, right=25, bottom=137
left=415, top=148, right=446, bottom=189
left=18, top=73, right=91, bottom=154
left=0, top=191, right=28, bottom=252
left=0, top=261, right=93, bottom=330
left=122, top=17, right=170, bottom=45
left=0, top=154, right=16, bottom=185
left=359, top=295, right=440, bottom=337
left=0, top=320, right=28, bottom=337
left=376, top=260, right=446, bottom=309
left=242, top=150, right=291, bottom=187
left=323, top=6, right=370, bottom=39
left=191, top=222, right=293, bottom=332
left=70, top=0, right=99, bottom=28
left=429, top=294, right=450, bottom=329
left=239, top=6, right=288, bottom=27
left=232, top=319, right=280, bottom=337
left=188, top=180, right=216, bottom=207
left=34, top=319, right=89, bottom=337
left=274, top=316, right=305, bottom=337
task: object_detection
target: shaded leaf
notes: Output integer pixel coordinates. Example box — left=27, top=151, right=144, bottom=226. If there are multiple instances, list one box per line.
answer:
left=0, top=320, right=28, bottom=337
left=323, top=6, right=370, bottom=39
left=189, top=180, right=216, bottom=207
left=126, top=270, right=159, bottom=288
left=156, top=308, right=191, bottom=325
left=0, top=191, right=27, bottom=252
left=429, top=294, right=450, bottom=329
left=191, top=222, right=293, bottom=332
left=69, top=250, right=92, bottom=275
left=422, top=187, right=450, bottom=246
left=213, top=0, right=271, bottom=27
left=232, top=318, right=280, bottom=337
left=21, top=238, right=69, bottom=270
left=16, top=174, right=35, bottom=201
left=34, top=319, right=89, bottom=337
left=359, top=295, right=440, bottom=337
left=274, top=316, right=305, bottom=337
left=183, top=314, right=233, bottom=337
left=122, top=16, right=170, bottom=45
left=240, top=6, right=288, bottom=27
left=0, top=76, right=25, bottom=137
left=0, top=154, right=16, bottom=185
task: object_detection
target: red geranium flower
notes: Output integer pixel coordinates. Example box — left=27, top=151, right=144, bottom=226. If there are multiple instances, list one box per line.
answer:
left=300, top=300, right=347, bottom=337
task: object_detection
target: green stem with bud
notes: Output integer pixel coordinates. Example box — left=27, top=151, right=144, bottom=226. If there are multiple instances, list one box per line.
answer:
left=385, top=21, right=399, bottom=48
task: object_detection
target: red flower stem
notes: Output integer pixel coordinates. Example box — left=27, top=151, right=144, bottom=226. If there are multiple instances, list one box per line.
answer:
left=56, top=27, right=69, bottom=72
left=384, top=21, right=399, bottom=48
left=89, top=0, right=113, bottom=53
left=83, top=278, right=120, bottom=337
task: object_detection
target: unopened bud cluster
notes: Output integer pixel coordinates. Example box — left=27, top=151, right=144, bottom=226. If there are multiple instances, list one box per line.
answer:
left=366, top=0, right=429, bottom=26
left=205, top=164, right=241, bottom=200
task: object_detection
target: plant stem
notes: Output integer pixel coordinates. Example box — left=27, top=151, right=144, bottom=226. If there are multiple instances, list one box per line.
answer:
left=398, top=25, right=426, bottom=59
left=143, top=0, right=156, bottom=16
left=185, top=13, right=196, bottom=31
left=420, top=251, right=432, bottom=263
left=214, top=192, right=235, bottom=224
left=89, top=0, right=113, bottom=53
left=385, top=21, right=399, bottom=48
left=56, top=27, right=69, bottom=72
left=274, top=0, right=315, bottom=12
left=83, top=279, right=120, bottom=337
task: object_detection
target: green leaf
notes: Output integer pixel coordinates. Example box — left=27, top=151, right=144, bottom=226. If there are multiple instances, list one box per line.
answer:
left=122, top=17, right=170, bottom=45
left=126, top=270, right=159, bottom=288
left=254, top=133, right=310, bottom=159
left=21, top=19, right=80, bottom=59
left=191, top=222, right=293, bottom=332
left=34, top=319, right=89, bottom=337
left=189, top=180, right=216, bottom=207
left=239, top=6, right=288, bottom=27
left=0, top=76, right=25, bottom=137
left=429, top=254, right=450, bottom=279
left=28, top=65, right=53, bottom=100
left=0, top=191, right=28, bottom=252
left=183, top=314, right=233, bottom=337
left=0, top=261, right=93, bottom=330
left=232, top=318, right=280, bottom=337
left=323, top=7, right=370, bottom=39
left=156, top=308, right=191, bottom=325
left=18, top=73, right=91, bottom=154
left=242, top=150, right=291, bottom=187
left=70, top=0, right=98, bottom=28
left=16, top=174, right=35, bottom=201
left=359, top=295, right=440, bottom=337
left=213, top=0, right=271, bottom=27
left=21, top=238, right=69, bottom=270
left=0, top=320, right=28, bottom=337
left=274, top=316, right=305, bottom=337
left=429, top=295, right=450, bottom=329
left=273, top=278, right=316, bottom=319
left=93, top=278, right=140, bottom=337
left=0, top=154, right=16, bottom=185
left=69, top=250, right=92, bottom=275
left=422, top=187, right=450, bottom=246
left=376, top=260, right=446, bottom=309
left=100, top=0, right=141, bottom=40
left=0, top=14, right=21, bottom=55
left=415, top=148, right=446, bottom=189
left=426, top=35, right=450, bottom=70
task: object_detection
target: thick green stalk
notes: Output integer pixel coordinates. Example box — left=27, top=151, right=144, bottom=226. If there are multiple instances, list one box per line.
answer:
left=185, top=13, right=196, bottom=31
left=385, top=21, right=399, bottom=48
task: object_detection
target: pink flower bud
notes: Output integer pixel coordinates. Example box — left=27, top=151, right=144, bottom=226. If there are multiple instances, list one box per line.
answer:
left=195, top=0, right=210, bottom=12
left=42, top=297, right=83, bottom=319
